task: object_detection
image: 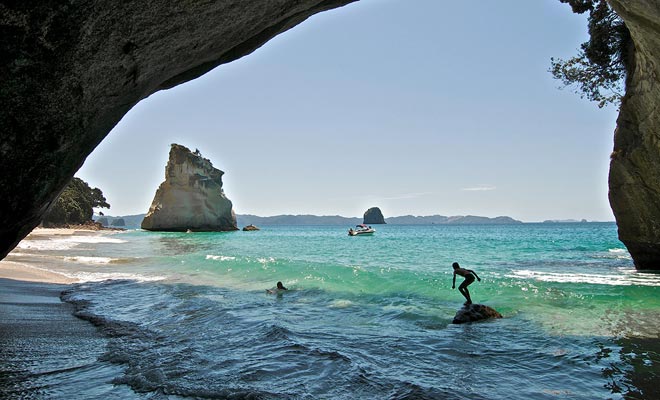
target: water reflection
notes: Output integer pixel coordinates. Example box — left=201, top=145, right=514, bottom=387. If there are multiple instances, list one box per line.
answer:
left=599, top=337, right=660, bottom=399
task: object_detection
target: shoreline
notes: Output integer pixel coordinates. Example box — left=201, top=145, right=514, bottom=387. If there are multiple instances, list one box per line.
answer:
left=0, top=227, right=114, bottom=284
left=0, top=227, right=131, bottom=397
left=0, top=277, right=126, bottom=398
left=0, top=259, right=78, bottom=284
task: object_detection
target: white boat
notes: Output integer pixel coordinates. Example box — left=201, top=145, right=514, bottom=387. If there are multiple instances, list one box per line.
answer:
left=348, top=224, right=375, bottom=236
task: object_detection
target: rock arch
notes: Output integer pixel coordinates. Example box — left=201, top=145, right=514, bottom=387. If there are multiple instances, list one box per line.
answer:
left=1, top=1, right=659, bottom=269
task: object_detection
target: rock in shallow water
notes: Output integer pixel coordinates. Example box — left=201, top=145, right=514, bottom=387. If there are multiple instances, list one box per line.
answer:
left=452, top=304, right=502, bottom=324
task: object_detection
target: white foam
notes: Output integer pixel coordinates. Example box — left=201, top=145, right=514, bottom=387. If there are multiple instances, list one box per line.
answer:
left=205, top=255, right=236, bottom=261
left=63, top=256, right=114, bottom=264
left=16, top=235, right=127, bottom=251
left=66, top=271, right=167, bottom=283
left=608, top=248, right=627, bottom=253
left=602, top=248, right=632, bottom=260
left=329, top=299, right=354, bottom=308
left=64, top=235, right=126, bottom=244
left=17, top=239, right=78, bottom=251
left=509, top=269, right=660, bottom=286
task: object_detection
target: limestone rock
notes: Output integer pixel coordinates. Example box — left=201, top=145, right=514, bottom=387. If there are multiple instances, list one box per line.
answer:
left=363, top=207, right=386, bottom=224
left=141, top=144, right=237, bottom=232
left=242, top=224, right=260, bottom=231
left=452, top=304, right=503, bottom=324
left=607, top=1, right=660, bottom=270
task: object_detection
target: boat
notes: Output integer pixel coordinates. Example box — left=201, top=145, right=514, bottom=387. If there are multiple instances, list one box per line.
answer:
left=348, top=224, right=375, bottom=236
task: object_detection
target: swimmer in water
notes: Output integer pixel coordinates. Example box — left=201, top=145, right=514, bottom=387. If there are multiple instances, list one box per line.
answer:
left=267, top=281, right=288, bottom=294
left=451, top=262, right=481, bottom=305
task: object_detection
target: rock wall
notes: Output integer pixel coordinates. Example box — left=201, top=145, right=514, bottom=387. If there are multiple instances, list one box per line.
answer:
left=141, top=144, right=237, bottom=232
left=0, top=0, right=356, bottom=259
left=608, top=0, right=660, bottom=269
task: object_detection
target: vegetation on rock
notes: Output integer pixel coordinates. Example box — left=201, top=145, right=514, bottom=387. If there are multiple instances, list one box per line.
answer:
left=42, top=177, right=110, bottom=226
left=550, top=0, right=633, bottom=108
left=111, top=218, right=125, bottom=226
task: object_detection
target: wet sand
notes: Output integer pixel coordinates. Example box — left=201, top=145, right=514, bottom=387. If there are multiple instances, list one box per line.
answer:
left=0, top=228, right=126, bottom=398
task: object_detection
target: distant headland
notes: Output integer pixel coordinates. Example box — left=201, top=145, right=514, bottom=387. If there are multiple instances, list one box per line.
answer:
left=94, top=213, right=527, bottom=230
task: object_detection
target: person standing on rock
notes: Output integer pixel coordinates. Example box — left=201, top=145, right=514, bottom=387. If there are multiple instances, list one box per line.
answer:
left=451, top=262, right=481, bottom=305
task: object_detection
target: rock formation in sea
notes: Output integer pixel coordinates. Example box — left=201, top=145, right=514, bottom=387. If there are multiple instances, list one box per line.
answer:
left=242, top=224, right=260, bottom=231
left=363, top=207, right=386, bottom=224
left=141, top=144, right=238, bottom=232
left=0, top=1, right=659, bottom=270
left=452, top=304, right=503, bottom=324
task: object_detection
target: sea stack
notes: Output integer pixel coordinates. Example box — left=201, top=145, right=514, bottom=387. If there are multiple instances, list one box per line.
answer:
left=363, top=207, right=386, bottom=224
left=141, top=144, right=238, bottom=232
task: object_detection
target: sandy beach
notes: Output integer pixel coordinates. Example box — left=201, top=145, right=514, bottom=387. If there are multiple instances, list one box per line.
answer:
left=0, top=227, right=116, bottom=284
left=0, top=228, right=127, bottom=398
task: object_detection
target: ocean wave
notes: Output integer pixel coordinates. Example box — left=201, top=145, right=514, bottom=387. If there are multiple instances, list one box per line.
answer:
left=329, top=299, right=354, bottom=308
left=64, top=256, right=115, bottom=264
left=509, top=269, right=660, bottom=286
left=17, top=235, right=127, bottom=251
left=608, top=248, right=627, bottom=253
left=65, top=271, right=167, bottom=283
left=600, top=248, right=632, bottom=260
left=63, top=235, right=127, bottom=244
left=205, top=254, right=236, bottom=261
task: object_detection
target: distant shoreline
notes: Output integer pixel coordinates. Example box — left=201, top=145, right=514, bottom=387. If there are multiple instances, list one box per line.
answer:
left=93, top=213, right=614, bottom=230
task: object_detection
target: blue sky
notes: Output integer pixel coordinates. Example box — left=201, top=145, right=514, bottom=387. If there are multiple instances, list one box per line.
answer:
left=78, top=0, right=620, bottom=222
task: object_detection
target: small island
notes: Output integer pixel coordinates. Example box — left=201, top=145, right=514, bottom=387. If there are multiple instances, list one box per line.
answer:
left=363, top=207, right=386, bottom=225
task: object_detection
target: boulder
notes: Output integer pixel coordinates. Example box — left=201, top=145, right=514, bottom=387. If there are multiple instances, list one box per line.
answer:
left=242, top=224, right=260, bottom=231
left=141, top=144, right=238, bottom=232
left=452, top=304, right=503, bottom=324
left=363, top=207, right=386, bottom=224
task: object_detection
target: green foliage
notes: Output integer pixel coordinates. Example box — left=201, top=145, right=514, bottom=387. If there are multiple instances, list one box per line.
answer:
left=42, top=177, right=110, bottom=226
left=111, top=218, right=126, bottom=227
left=550, top=0, right=632, bottom=108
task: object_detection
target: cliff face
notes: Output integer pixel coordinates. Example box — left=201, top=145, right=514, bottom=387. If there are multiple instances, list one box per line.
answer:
left=608, top=1, right=660, bottom=269
left=0, top=0, right=355, bottom=259
left=141, top=144, right=237, bottom=232
left=1, top=1, right=660, bottom=269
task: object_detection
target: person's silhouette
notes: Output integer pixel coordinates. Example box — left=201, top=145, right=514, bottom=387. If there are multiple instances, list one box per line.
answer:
left=451, top=262, right=481, bottom=305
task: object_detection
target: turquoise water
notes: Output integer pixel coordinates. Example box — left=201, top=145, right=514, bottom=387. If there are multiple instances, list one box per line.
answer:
left=5, top=223, right=660, bottom=398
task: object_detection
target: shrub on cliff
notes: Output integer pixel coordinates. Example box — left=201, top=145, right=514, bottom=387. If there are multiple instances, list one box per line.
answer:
left=42, top=177, right=110, bottom=226
left=550, top=0, right=633, bottom=108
